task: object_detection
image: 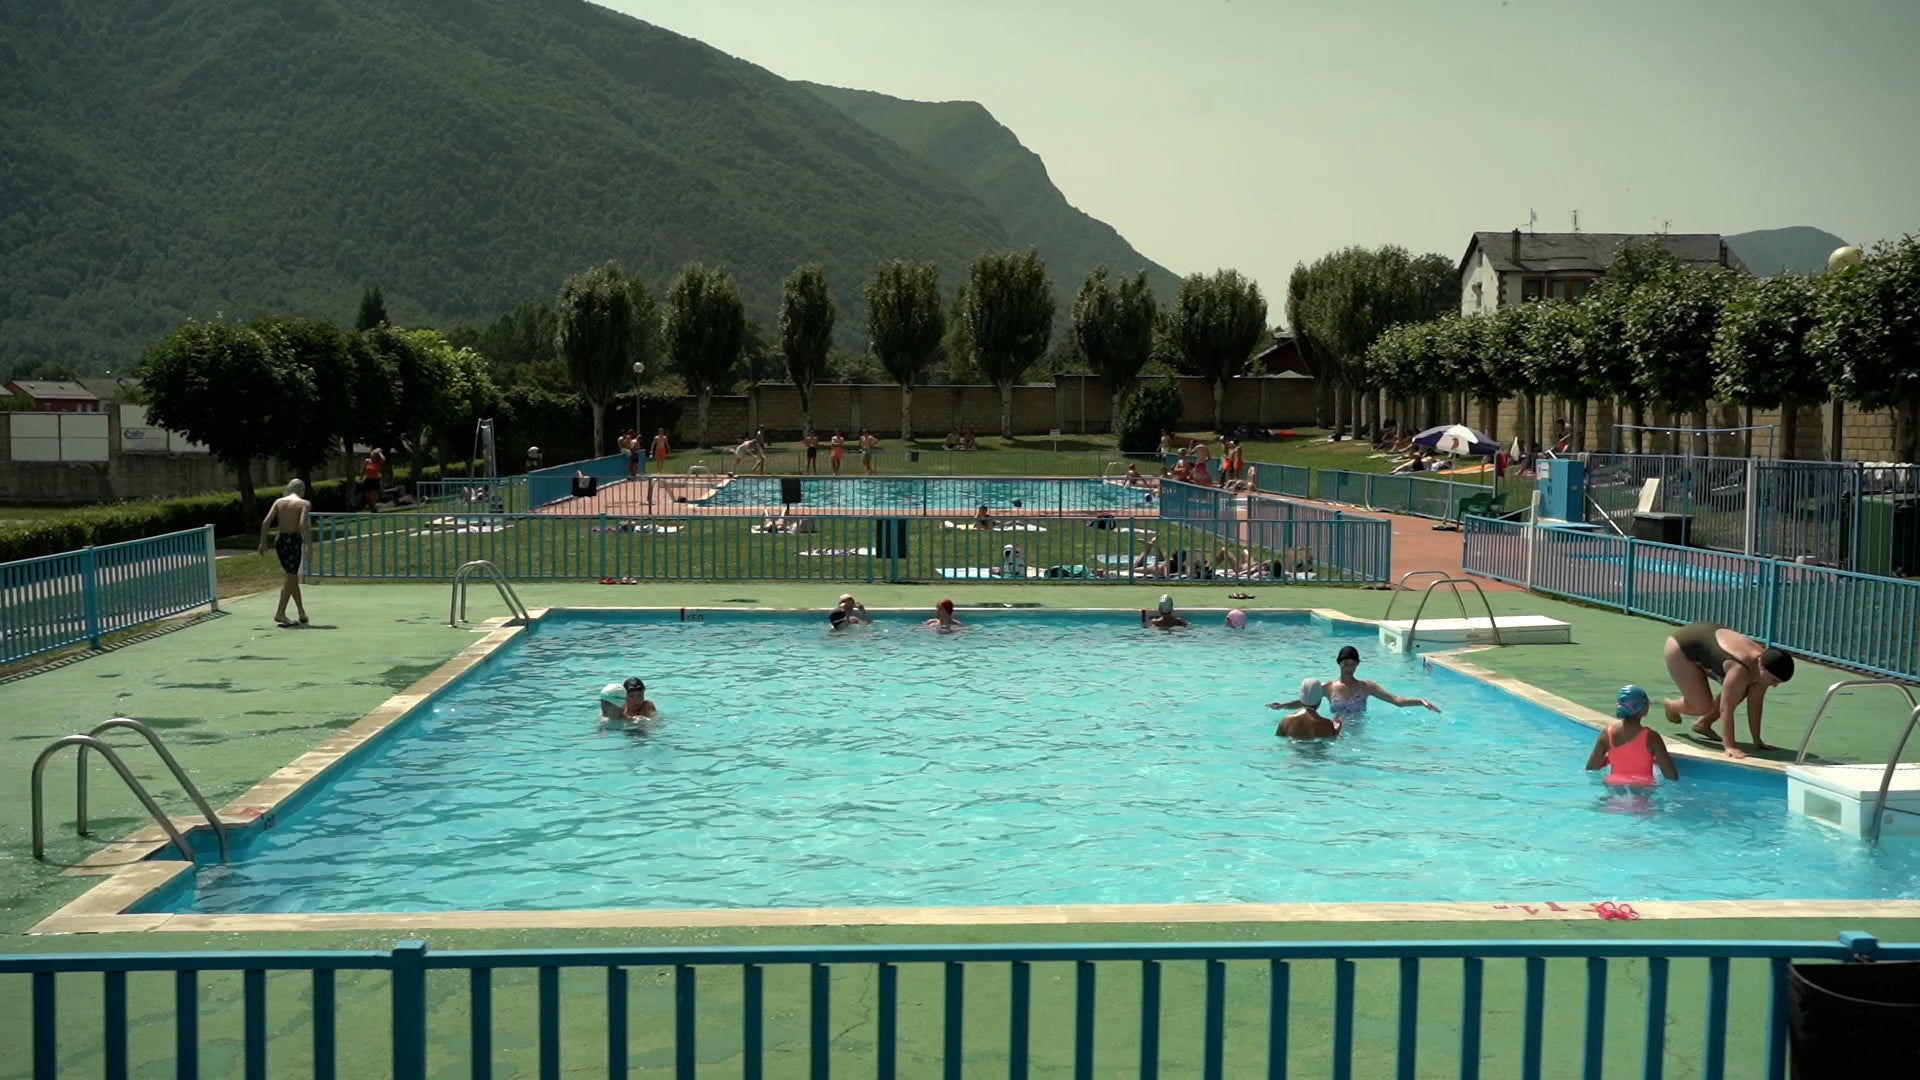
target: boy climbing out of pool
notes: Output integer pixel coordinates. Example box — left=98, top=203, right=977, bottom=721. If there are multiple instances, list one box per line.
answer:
left=1141, top=594, right=1189, bottom=629
left=1585, top=685, right=1678, bottom=785
left=1661, top=621, right=1795, bottom=759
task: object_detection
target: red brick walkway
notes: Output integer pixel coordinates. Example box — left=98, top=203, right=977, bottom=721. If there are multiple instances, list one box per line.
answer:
left=1369, top=507, right=1520, bottom=592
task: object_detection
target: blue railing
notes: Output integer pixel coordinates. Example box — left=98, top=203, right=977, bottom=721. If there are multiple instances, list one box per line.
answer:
left=415, top=476, right=528, bottom=513
left=2, top=932, right=1906, bottom=1080
left=0, top=526, right=217, bottom=666
left=1462, top=516, right=1920, bottom=681
left=1316, top=469, right=1496, bottom=522
left=526, top=453, right=633, bottom=509
left=1254, top=462, right=1312, bottom=499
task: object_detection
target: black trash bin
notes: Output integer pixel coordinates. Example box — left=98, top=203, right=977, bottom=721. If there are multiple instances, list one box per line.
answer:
left=1788, top=961, right=1920, bottom=1078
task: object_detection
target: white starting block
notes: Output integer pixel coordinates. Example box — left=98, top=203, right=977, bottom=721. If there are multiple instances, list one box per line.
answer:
left=1377, top=614, right=1572, bottom=652
left=1787, top=763, right=1920, bottom=838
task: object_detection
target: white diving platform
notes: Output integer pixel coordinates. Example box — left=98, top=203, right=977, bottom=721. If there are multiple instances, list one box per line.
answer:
left=1787, top=763, right=1920, bottom=839
left=1377, top=614, right=1573, bottom=652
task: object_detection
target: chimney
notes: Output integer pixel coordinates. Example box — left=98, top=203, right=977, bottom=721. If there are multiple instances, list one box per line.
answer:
left=1720, top=239, right=1729, bottom=267
left=1510, top=228, right=1522, bottom=263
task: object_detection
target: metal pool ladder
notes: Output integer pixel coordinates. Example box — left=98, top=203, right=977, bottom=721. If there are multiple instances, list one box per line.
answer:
left=31, top=717, right=229, bottom=862
left=1793, top=678, right=1920, bottom=844
left=450, top=559, right=530, bottom=627
left=1382, top=570, right=1505, bottom=651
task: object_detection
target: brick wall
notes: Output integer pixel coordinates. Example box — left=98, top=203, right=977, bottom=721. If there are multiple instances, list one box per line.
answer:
left=1455, top=395, right=1896, bottom=460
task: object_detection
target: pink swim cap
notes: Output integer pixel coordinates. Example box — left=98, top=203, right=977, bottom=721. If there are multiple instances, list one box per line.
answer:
left=1226, top=609, right=1248, bottom=629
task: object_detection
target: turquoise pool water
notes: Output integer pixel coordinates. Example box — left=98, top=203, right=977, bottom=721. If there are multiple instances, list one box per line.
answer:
left=151, top=611, right=1920, bottom=914
left=703, top=476, right=1154, bottom=513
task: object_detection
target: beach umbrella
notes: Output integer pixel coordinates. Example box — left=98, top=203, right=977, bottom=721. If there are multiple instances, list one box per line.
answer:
left=1412, top=423, right=1500, bottom=457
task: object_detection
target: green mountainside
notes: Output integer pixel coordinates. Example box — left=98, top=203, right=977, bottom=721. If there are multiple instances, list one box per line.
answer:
left=1, top=0, right=1175, bottom=375
left=1724, top=226, right=1850, bottom=276
left=801, top=82, right=1183, bottom=305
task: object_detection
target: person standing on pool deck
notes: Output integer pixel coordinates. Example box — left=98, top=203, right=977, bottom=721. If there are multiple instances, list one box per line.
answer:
left=830, top=431, right=846, bottom=474
left=1320, top=645, right=1440, bottom=721
left=860, top=429, right=878, bottom=474
left=650, top=428, right=671, bottom=468
left=804, top=431, right=820, bottom=473
left=1662, top=621, right=1795, bottom=759
left=1585, top=685, right=1678, bottom=785
left=257, top=479, right=313, bottom=627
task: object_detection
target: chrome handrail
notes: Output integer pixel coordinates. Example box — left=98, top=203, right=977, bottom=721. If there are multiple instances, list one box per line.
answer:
left=1868, top=705, right=1920, bottom=844
left=1392, top=576, right=1505, bottom=652
left=1791, top=679, right=1920, bottom=765
left=450, top=559, right=530, bottom=627
left=33, top=735, right=191, bottom=861
left=77, top=717, right=228, bottom=861
left=1384, top=570, right=1471, bottom=623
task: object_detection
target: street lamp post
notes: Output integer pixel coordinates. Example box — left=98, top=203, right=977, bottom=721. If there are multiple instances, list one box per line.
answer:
left=632, top=362, right=646, bottom=472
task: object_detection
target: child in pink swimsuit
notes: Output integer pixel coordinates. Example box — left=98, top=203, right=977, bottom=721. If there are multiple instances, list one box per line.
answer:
left=1585, top=686, right=1679, bottom=786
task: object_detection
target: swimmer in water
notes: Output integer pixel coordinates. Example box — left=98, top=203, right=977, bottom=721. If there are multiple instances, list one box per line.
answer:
left=1142, top=593, right=1189, bottom=629
left=829, top=593, right=868, bottom=631
left=599, top=677, right=658, bottom=722
left=1225, top=608, right=1249, bottom=629
left=1585, top=685, right=1678, bottom=785
left=1269, top=677, right=1341, bottom=739
left=1317, top=645, right=1440, bottom=723
left=924, top=598, right=963, bottom=631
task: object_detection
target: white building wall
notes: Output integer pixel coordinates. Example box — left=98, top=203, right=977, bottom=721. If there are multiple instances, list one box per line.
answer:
left=1459, top=249, right=1503, bottom=315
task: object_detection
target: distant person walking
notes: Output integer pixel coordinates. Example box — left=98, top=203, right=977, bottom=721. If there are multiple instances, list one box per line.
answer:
left=358, top=449, right=384, bottom=512
left=257, top=479, right=314, bottom=627
left=650, top=428, right=671, bottom=469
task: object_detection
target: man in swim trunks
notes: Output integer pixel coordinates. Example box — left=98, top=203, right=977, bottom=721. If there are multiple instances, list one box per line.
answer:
left=1662, top=621, right=1795, bottom=759
left=804, top=432, right=819, bottom=473
left=859, top=430, right=878, bottom=474
left=256, top=479, right=313, bottom=627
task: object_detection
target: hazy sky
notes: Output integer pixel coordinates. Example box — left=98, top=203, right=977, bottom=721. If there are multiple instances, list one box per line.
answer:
left=598, top=0, right=1919, bottom=300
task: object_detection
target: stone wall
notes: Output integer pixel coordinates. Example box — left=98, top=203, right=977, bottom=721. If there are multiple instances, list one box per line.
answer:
left=1469, top=398, right=1897, bottom=460
left=685, top=376, right=1321, bottom=443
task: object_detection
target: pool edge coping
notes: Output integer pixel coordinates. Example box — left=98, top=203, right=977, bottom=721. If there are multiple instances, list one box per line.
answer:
left=30, top=604, right=1824, bottom=936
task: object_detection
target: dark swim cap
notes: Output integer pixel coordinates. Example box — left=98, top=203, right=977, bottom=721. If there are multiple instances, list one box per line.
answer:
left=1337, top=645, right=1361, bottom=664
left=1760, top=648, right=1795, bottom=682
left=623, top=677, right=645, bottom=694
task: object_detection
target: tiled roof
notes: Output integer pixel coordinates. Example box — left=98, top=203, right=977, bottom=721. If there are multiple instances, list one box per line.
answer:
left=1464, top=232, right=1746, bottom=275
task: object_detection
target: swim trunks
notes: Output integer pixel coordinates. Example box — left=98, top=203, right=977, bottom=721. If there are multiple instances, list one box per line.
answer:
left=274, top=532, right=304, bottom=574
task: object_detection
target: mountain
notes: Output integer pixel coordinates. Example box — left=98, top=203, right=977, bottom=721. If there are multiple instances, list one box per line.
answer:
left=0, top=0, right=1169, bottom=375
left=802, top=83, right=1182, bottom=307
left=1725, top=227, right=1851, bottom=277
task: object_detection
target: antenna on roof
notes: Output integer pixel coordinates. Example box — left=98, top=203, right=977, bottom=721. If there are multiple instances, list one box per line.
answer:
left=1528, top=209, right=1537, bottom=234
left=1571, top=210, right=1580, bottom=233
left=1660, top=218, right=1671, bottom=235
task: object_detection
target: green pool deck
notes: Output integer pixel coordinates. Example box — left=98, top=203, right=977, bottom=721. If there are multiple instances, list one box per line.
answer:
left=4, top=582, right=1918, bottom=1079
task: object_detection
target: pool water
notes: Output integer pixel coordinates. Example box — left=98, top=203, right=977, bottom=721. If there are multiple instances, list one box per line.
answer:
left=703, top=476, right=1153, bottom=513
left=154, top=611, right=1920, bottom=914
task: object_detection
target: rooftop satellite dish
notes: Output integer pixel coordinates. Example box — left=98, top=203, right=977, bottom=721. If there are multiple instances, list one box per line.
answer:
left=1828, top=246, right=1864, bottom=273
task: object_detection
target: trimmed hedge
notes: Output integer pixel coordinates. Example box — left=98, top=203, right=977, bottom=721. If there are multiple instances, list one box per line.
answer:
left=0, top=461, right=480, bottom=564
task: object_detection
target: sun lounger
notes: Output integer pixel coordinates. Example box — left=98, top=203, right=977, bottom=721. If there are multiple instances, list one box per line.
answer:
left=940, top=520, right=1048, bottom=533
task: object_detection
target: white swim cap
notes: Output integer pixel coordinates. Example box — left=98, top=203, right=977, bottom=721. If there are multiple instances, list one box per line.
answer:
left=599, top=682, right=627, bottom=705
left=1298, top=678, right=1325, bottom=708
left=1226, top=609, right=1248, bottom=629
left=1158, top=594, right=1174, bottom=614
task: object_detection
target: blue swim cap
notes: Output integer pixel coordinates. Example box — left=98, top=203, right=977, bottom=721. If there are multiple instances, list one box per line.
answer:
left=1616, top=685, right=1650, bottom=718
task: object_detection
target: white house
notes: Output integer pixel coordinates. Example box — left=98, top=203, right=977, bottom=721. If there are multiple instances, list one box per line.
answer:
left=1457, top=230, right=1746, bottom=315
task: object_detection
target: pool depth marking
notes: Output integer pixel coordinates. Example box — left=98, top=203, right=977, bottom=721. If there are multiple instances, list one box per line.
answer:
left=32, top=604, right=1840, bottom=934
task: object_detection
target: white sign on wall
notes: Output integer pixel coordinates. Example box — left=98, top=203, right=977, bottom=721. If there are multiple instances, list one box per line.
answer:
left=9, top=412, right=109, bottom=462
left=119, top=405, right=208, bottom=454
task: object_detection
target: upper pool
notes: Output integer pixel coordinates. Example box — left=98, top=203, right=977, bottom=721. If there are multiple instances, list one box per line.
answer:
left=149, top=610, right=1920, bottom=914
left=701, top=476, right=1155, bottom=513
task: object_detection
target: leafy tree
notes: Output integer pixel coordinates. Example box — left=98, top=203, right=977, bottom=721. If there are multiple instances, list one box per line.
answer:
left=1625, top=268, right=1738, bottom=453
left=1168, top=270, right=1268, bottom=432
left=554, top=263, right=634, bottom=455
left=1072, top=268, right=1159, bottom=434
left=402, top=329, right=498, bottom=467
left=448, top=301, right=559, bottom=386
left=865, top=261, right=943, bottom=441
left=1408, top=252, right=1460, bottom=322
left=665, top=263, right=747, bottom=445
left=1811, top=234, right=1920, bottom=464
left=138, top=320, right=305, bottom=522
left=250, top=317, right=355, bottom=487
left=1117, top=378, right=1184, bottom=454
left=1711, top=275, right=1829, bottom=458
left=627, top=277, right=661, bottom=385
left=363, top=326, right=438, bottom=464
left=1474, top=306, right=1538, bottom=445
left=1520, top=300, right=1599, bottom=449
left=780, top=265, right=836, bottom=435
left=340, top=330, right=399, bottom=454
left=355, top=286, right=389, bottom=331
left=1285, top=263, right=1333, bottom=427
left=960, top=251, right=1056, bottom=437
left=937, top=283, right=977, bottom=382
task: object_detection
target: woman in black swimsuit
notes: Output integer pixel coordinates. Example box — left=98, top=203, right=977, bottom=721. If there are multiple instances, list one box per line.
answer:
left=1662, top=621, right=1795, bottom=759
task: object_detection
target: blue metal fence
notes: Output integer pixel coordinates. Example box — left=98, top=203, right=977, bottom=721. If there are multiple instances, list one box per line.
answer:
left=1254, top=462, right=1313, bottom=499
left=1315, top=469, right=1496, bottom=522
left=1462, top=516, right=1920, bottom=682
left=1157, top=482, right=1393, bottom=584
left=527, top=454, right=631, bottom=509
left=0, top=526, right=218, bottom=666
left=2, top=932, right=1905, bottom=1080
left=415, top=477, right=528, bottom=514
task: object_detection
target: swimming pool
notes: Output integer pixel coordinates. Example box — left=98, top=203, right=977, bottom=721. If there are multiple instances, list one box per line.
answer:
left=145, top=610, right=1920, bottom=914
left=703, top=476, right=1154, bottom=514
